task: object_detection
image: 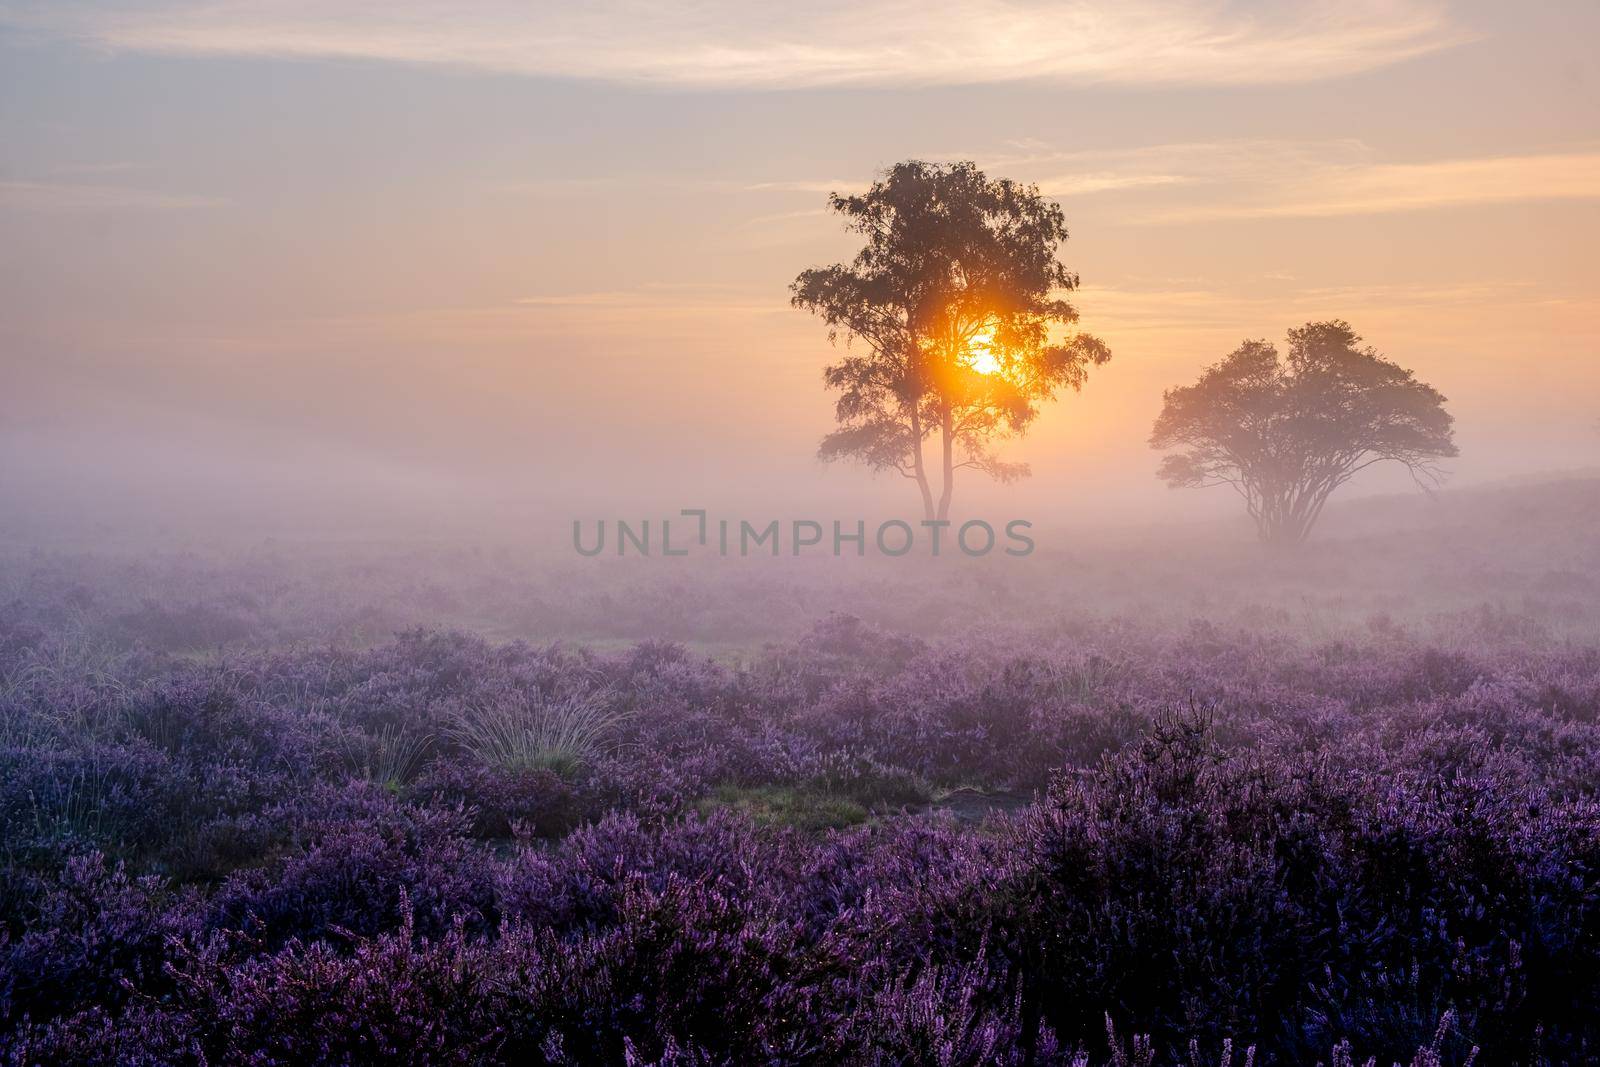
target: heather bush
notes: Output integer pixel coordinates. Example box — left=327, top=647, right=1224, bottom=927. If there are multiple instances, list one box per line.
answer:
left=1003, top=709, right=1599, bottom=1062
left=409, top=758, right=582, bottom=839
left=160, top=908, right=507, bottom=1066
left=0, top=854, right=179, bottom=1026
left=199, top=787, right=496, bottom=948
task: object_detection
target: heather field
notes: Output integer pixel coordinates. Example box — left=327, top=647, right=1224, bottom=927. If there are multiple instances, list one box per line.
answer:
left=2, top=481, right=1598, bottom=1065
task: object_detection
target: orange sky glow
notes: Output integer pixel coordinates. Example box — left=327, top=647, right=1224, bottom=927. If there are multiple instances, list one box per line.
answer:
left=2, top=1, right=1597, bottom=529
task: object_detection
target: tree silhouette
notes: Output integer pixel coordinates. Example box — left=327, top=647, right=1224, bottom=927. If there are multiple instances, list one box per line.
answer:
left=1151, top=320, right=1457, bottom=546
left=792, top=161, right=1110, bottom=521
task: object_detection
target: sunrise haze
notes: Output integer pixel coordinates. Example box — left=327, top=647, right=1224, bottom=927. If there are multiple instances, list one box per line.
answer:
left=3, top=0, right=1597, bottom=531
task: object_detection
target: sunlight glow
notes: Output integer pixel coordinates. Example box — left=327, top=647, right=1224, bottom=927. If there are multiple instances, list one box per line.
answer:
left=965, top=325, right=1002, bottom=375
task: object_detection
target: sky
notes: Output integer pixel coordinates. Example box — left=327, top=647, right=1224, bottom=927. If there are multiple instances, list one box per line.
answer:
left=2, top=0, right=1598, bottom=533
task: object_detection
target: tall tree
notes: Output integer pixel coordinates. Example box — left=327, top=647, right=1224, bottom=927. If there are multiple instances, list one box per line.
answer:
left=1151, top=320, right=1457, bottom=546
left=792, top=160, right=1110, bottom=521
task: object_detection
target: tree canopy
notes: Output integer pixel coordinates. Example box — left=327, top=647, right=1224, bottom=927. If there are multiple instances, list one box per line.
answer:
left=793, top=160, right=1110, bottom=521
left=1151, top=320, right=1457, bottom=546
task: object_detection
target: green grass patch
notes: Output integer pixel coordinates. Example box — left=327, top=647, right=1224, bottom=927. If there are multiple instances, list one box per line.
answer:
left=698, top=785, right=871, bottom=832
left=699, top=769, right=933, bottom=833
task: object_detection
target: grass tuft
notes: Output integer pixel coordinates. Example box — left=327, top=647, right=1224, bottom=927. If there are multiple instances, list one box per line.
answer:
left=448, top=690, right=623, bottom=777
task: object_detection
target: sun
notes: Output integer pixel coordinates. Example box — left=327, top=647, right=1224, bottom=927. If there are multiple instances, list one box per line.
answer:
left=965, top=325, right=1002, bottom=375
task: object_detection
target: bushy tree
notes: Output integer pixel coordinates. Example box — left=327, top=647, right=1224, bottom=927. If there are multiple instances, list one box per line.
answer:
left=1151, top=321, right=1457, bottom=546
left=793, top=160, right=1110, bottom=521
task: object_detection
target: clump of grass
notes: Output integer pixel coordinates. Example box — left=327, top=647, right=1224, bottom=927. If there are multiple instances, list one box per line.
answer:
left=815, top=760, right=932, bottom=810
left=27, top=765, right=119, bottom=851
left=343, top=724, right=433, bottom=791
left=0, top=707, right=51, bottom=751
left=3, top=631, right=134, bottom=731
left=448, top=690, right=623, bottom=777
left=1049, top=652, right=1126, bottom=705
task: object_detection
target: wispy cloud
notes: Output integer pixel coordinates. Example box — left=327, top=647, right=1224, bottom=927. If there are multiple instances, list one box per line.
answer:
left=61, top=283, right=794, bottom=355
left=1073, top=278, right=1600, bottom=360
left=4, top=0, right=1465, bottom=90
left=1086, top=279, right=1543, bottom=332
left=744, top=180, right=864, bottom=195
left=741, top=140, right=1369, bottom=203
left=964, top=140, right=1600, bottom=221
left=1157, top=151, right=1600, bottom=221
left=1022, top=139, right=1375, bottom=191
left=489, top=140, right=1600, bottom=240
left=46, top=160, right=152, bottom=176
left=514, top=283, right=784, bottom=318
left=1042, top=172, right=1191, bottom=195
left=0, top=180, right=224, bottom=211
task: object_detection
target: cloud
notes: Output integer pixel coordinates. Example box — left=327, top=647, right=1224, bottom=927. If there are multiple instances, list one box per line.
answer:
left=1074, top=279, right=1600, bottom=352
left=745, top=140, right=1370, bottom=201
left=1041, top=172, right=1191, bottom=195
left=47, top=161, right=152, bottom=176
left=958, top=140, right=1600, bottom=221
left=1086, top=279, right=1540, bottom=330
left=41, top=282, right=794, bottom=358
left=0, top=181, right=225, bottom=211
left=978, top=138, right=1362, bottom=197
left=744, top=180, right=864, bottom=195
left=4, top=0, right=1465, bottom=90
left=486, top=140, right=1600, bottom=242
left=513, top=283, right=784, bottom=318
left=1160, top=151, right=1600, bottom=221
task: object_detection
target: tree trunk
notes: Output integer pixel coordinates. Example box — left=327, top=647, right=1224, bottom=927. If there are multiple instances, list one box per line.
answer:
left=935, top=407, right=955, bottom=521
left=909, top=406, right=935, bottom=521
